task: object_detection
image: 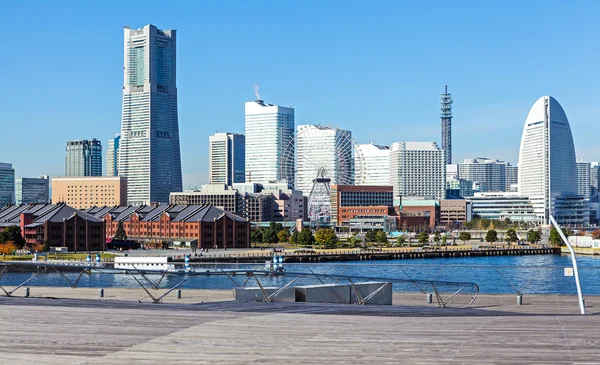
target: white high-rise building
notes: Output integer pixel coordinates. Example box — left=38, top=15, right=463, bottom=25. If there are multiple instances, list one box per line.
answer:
left=244, top=100, right=294, bottom=184
left=295, top=125, right=354, bottom=196
left=209, top=132, right=245, bottom=186
left=518, top=96, right=586, bottom=225
left=576, top=158, right=591, bottom=200
left=119, top=24, right=182, bottom=205
left=591, top=162, right=600, bottom=195
left=390, top=142, right=445, bottom=203
left=355, top=143, right=390, bottom=186
left=458, top=158, right=507, bottom=192
left=505, top=165, right=518, bottom=192
left=446, top=164, right=459, bottom=180
left=106, top=134, right=120, bottom=177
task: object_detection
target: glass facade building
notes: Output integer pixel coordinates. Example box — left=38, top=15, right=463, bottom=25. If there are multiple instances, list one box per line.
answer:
left=106, top=134, right=121, bottom=176
left=16, top=176, right=49, bottom=204
left=209, top=132, right=245, bottom=186
left=119, top=24, right=182, bottom=205
left=65, top=139, right=102, bottom=177
left=0, top=163, right=15, bottom=206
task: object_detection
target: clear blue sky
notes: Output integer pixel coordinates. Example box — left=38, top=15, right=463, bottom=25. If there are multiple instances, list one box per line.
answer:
left=1, top=1, right=599, bottom=188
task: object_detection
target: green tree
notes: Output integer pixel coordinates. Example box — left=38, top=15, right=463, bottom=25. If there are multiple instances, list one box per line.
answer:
left=277, top=229, right=290, bottom=243
left=0, top=226, right=25, bottom=249
left=485, top=229, right=498, bottom=243
left=418, top=232, right=429, bottom=244
left=549, top=227, right=562, bottom=245
left=364, top=230, right=377, bottom=243
left=297, top=229, right=315, bottom=246
left=458, top=232, right=471, bottom=244
left=433, top=232, right=441, bottom=244
left=374, top=231, right=388, bottom=244
left=441, top=235, right=448, bottom=246
left=314, top=228, right=338, bottom=248
left=396, top=235, right=407, bottom=246
left=289, top=231, right=299, bottom=245
left=505, top=228, right=518, bottom=245
left=250, top=228, right=263, bottom=243
left=114, top=220, right=127, bottom=241
left=527, top=230, right=541, bottom=244
left=42, top=240, right=51, bottom=252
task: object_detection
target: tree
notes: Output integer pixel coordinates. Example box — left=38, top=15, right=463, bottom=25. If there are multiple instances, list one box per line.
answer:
left=549, top=227, right=562, bottom=245
left=485, top=229, right=498, bottom=243
left=0, top=226, right=25, bottom=248
left=505, top=228, right=518, bottom=245
left=592, top=229, right=600, bottom=240
left=114, top=221, right=127, bottom=241
left=396, top=235, right=407, bottom=246
left=527, top=230, right=541, bottom=244
left=458, top=232, right=471, bottom=244
left=314, top=228, right=338, bottom=248
left=277, top=229, right=290, bottom=243
left=418, top=232, right=429, bottom=244
left=488, top=221, right=495, bottom=231
left=374, top=231, right=388, bottom=244
left=250, top=229, right=263, bottom=243
left=433, top=232, right=441, bottom=245
left=289, top=231, right=299, bottom=245
left=297, top=229, right=315, bottom=246
left=365, top=230, right=377, bottom=243
left=441, top=235, right=448, bottom=246
left=0, top=242, right=17, bottom=255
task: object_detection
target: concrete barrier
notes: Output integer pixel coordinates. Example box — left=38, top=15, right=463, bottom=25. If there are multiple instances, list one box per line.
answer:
left=295, top=284, right=351, bottom=304
left=233, top=287, right=295, bottom=302
left=350, top=282, right=392, bottom=305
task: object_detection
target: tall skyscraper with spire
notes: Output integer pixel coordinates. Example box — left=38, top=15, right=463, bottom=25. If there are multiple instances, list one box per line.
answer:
left=440, top=85, right=453, bottom=165
left=118, top=24, right=183, bottom=205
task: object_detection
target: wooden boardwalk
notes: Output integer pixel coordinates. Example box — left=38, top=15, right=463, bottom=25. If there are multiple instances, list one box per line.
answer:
left=1, top=295, right=600, bottom=364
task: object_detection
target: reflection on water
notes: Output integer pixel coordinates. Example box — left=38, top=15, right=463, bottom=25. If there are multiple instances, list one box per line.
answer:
left=2, top=254, right=600, bottom=294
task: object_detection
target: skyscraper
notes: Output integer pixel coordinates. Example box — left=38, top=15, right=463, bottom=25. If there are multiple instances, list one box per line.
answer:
left=505, top=165, right=518, bottom=192
left=591, top=162, right=600, bottom=196
left=16, top=176, right=49, bottom=204
left=440, top=85, right=453, bottom=165
left=390, top=141, right=445, bottom=203
left=65, top=139, right=102, bottom=176
left=0, top=162, right=15, bottom=206
left=119, top=24, right=182, bottom=205
left=209, top=132, right=245, bottom=186
left=355, top=143, right=390, bottom=186
left=576, top=158, right=591, bottom=200
left=244, top=99, right=294, bottom=184
left=518, top=96, right=586, bottom=224
left=106, top=134, right=121, bottom=176
left=458, top=158, right=508, bottom=192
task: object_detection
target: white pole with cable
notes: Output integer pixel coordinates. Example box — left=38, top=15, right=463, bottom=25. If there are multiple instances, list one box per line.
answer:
left=549, top=215, right=585, bottom=315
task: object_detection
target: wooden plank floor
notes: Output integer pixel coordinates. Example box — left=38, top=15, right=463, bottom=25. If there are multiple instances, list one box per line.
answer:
left=1, top=297, right=600, bottom=364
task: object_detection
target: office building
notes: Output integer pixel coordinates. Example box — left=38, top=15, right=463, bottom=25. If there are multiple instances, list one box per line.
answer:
left=209, top=132, right=245, bottom=186
left=330, top=185, right=394, bottom=226
left=446, top=178, right=473, bottom=198
left=458, top=158, right=507, bottom=192
left=0, top=163, right=15, bottom=206
left=170, top=185, right=245, bottom=215
left=16, top=176, right=49, bottom=204
left=439, top=199, right=472, bottom=227
left=65, top=139, right=102, bottom=177
left=0, top=204, right=105, bottom=251
left=52, top=176, right=128, bottom=209
left=446, top=164, right=459, bottom=180
left=119, top=24, right=183, bottom=205
left=576, top=159, right=592, bottom=200
left=468, top=192, right=541, bottom=224
left=245, top=99, right=294, bottom=184
left=440, top=85, right=453, bottom=165
left=85, top=204, right=250, bottom=249
left=355, top=143, right=390, bottom=186
left=390, top=141, right=445, bottom=202
left=591, top=162, right=600, bottom=195
left=396, top=198, right=439, bottom=229
left=106, top=134, right=121, bottom=176
left=518, top=96, right=585, bottom=225
left=506, top=165, right=518, bottom=192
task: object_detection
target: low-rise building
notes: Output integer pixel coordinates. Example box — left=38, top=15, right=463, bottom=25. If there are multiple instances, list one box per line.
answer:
left=0, top=203, right=105, bottom=251
left=467, top=192, right=540, bottom=224
left=52, top=176, right=128, bottom=209
left=396, top=198, right=438, bottom=229
left=85, top=204, right=250, bottom=249
left=330, top=185, right=394, bottom=226
left=439, top=199, right=472, bottom=227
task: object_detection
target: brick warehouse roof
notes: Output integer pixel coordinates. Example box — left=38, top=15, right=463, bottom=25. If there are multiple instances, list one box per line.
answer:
left=0, top=203, right=103, bottom=228
left=84, top=204, right=247, bottom=223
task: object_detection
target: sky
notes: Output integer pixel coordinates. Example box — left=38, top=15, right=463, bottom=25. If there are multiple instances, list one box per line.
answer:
left=1, top=1, right=599, bottom=189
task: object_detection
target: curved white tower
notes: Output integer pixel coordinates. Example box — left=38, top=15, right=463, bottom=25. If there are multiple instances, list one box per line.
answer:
left=518, top=96, right=581, bottom=224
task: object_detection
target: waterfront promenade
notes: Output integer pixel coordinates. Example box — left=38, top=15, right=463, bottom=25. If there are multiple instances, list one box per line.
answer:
left=1, top=294, right=600, bottom=364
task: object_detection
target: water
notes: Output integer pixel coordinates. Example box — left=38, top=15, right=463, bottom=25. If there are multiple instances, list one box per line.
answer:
left=2, top=254, right=600, bottom=294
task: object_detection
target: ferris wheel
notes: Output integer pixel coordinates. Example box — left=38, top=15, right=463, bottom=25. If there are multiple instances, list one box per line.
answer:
left=280, top=124, right=365, bottom=222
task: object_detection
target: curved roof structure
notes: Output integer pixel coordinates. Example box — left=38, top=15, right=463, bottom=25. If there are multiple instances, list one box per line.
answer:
left=518, top=96, right=577, bottom=223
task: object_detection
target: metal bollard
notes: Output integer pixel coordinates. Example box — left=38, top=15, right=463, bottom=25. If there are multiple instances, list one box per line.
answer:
left=25, top=287, right=30, bottom=298
left=426, top=293, right=433, bottom=304
left=176, top=289, right=182, bottom=299
left=99, top=288, right=104, bottom=298
left=517, top=294, right=523, bottom=305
